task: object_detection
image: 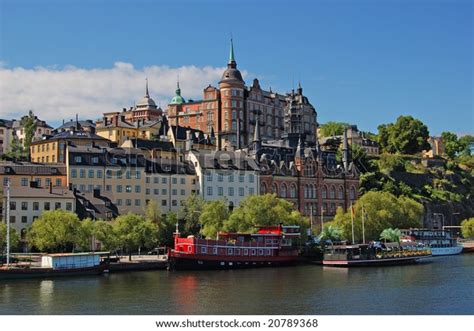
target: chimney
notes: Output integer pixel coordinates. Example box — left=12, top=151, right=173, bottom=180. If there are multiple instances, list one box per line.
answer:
left=114, top=115, right=119, bottom=127
left=49, top=182, right=53, bottom=194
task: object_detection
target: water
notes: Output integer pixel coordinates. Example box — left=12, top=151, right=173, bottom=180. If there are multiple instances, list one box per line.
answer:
left=1, top=255, right=473, bottom=315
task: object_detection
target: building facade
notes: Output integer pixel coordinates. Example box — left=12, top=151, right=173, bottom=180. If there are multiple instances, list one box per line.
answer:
left=0, top=119, right=14, bottom=155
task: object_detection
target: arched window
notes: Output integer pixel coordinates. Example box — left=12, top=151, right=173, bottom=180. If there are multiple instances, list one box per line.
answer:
left=281, top=183, right=287, bottom=198
left=338, top=186, right=344, bottom=200
left=272, top=183, right=278, bottom=195
left=304, top=185, right=308, bottom=198
left=312, top=185, right=317, bottom=199
left=330, top=186, right=336, bottom=199
left=261, top=183, right=267, bottom=195
left=322, top=186, right=328, bottom=199
left=290, top=184, right=297, bottom=198
left=350, top=186, right=356, bottom=200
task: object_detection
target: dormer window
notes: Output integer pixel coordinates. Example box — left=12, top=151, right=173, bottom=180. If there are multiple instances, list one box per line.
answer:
left=74, top=156, right=82, bottom=163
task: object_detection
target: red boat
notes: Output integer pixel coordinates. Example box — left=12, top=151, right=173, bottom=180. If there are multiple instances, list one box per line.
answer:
left=168, top=225, right=301, bottom=270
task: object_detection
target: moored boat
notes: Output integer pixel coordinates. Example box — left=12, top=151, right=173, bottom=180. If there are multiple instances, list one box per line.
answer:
left=0, top=252, right=109, bottom=279
left=401, top=229, right=463, bottom=256
left=322, top=242, right=432, bottom=267
left=168, top=225, right=302, bottom=270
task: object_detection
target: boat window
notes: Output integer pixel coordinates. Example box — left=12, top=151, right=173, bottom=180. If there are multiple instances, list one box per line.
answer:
left=244, top=249, right=249, bottom=256
left=266, top=249, right=271, bottom=256
left=236, top=249, right=241, bottom=255
left=201, top=247, right=207, bottom=254
left=187, top=246, right=192, bottom=252
left=251, top=249, right=256, bottom=256
left=213, top=247, right=218, bottom=255
left=227, top=248, right=233, bottom=255
left=258, top=249, right=264, bottom=256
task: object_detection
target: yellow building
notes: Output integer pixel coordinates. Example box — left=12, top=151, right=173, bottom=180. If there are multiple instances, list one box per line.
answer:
left=30, top=127, right=110, bottom=163
left=95, top=115, right=163, bottom=146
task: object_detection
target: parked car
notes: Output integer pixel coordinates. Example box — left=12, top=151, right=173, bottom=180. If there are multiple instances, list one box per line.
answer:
left=147, top=247, right=167, bottom=255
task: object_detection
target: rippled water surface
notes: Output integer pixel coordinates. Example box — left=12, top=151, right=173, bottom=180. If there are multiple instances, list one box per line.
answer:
left=1, top=255, right=473, bottom=314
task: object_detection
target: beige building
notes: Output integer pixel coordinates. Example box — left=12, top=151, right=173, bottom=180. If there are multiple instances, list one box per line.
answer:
left=66, top=145, right=198, bottom=215
left=0, top=119, right=14, bottom=155
left=423, top=136, right=445, bottom=158
left=3, top=184, right=75, bottom=239
left=11, top=115, right=53, bottom=147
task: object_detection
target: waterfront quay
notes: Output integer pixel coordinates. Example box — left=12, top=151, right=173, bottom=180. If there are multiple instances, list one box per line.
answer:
left=1, top=254, right=473, bottom=315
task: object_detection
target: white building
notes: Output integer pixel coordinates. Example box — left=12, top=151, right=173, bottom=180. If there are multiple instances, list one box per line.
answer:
left=187, top=150, right=260, bottom=209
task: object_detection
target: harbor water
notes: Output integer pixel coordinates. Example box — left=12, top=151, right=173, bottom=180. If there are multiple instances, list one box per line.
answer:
left=1, top=255, right=473, bottom=315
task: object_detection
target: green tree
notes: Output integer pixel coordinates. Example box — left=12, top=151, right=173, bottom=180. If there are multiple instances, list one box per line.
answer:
left=333, top=191, right=423, bottom=242
left=75, top=218, right=95, bottom=251
left=461, top=218, right=474, bottom=239
left=199, top=199, right=230, bottom=239
left=27, top=210, right=82, bottom=252
left=380, top=228, right=402, bottom=244
left=4, top=138, right=25, bottom=160
left=93, top=220, right=120, bottom=252
left=441, top=132, right=462, bottom=159
left=319, top=121, right=349, bottom=137
left=180, top=194, right=205, bottom=236
left=20, top=110, right=37, bottom=159
left=377, top=116, right=430, bottom=154
left=458, top=135, right=474, bottom=157
left=225, top=194, right=309, bottom=234
left=114, top=213, right=158, bottom=260
left=319, top=225, right=343, bottom=243
left=159, top=212, right=178, bottom=247
left=144, top=199, right=162, bottom=224
left=0, top=223, right=20, bottom=253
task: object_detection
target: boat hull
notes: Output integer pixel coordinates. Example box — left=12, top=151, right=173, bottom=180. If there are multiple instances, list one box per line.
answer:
left=322, top=255, right=432, bottom=267
left=430, top=246, right=463, bottom=256
left=0, top=264, right=108, bottom=280
left=168, top=253, right=300, bottom=270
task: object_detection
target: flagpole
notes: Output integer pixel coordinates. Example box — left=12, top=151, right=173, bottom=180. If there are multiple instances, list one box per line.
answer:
left=310, top=205, right=313, bottom=234
left=321, top=208, right=324, bottom=232
left=6, top=179, right=11, bottom=267
left=362, top=205, right=366, bottom=244
left=350, top=202, right=355, bottom=244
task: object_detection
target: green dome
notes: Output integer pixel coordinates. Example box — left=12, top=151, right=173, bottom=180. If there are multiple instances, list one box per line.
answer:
left=170, top=83, right=186, bottom=105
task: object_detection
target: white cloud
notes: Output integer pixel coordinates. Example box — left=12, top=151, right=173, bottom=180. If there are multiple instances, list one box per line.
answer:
left=0, top=62, right=239, bottom=126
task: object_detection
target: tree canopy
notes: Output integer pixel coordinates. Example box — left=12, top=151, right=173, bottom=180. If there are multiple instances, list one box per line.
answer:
left=332, top=191, right=423, bottom=242
left=180, top=194, right=205, bottom=236
left=461, top=218, right=474, bottom=239
left=319, top=122, right=349, bottom=137
left=114, top=213, right=158, bottom=260
left=380, top=228, right=402, bottom=244
left=199, top=199, right=230, bottom=239
left=377, top=116, right=430, bottom=154
left=0, top=223, right=20, bottom=253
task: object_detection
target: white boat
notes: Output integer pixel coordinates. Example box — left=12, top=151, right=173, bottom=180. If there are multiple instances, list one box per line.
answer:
left=401, top=229, right=463, bottom=256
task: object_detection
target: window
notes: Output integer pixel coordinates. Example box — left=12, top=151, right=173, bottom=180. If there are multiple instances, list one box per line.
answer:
left=44, top=202, right=50, bottom=210
left=21, top=216, right=27, bottom=223
left=272, top=183, right=278, bottom=195
left=10, top=201, right=16, bottom=210
left=172, top=200, right=177, bottom=206
left=33, top=202, right=39, bottom=211
left=135, top=199, right=141, bottom=206
left=92, top=156, right=99, bottom=164
left=350, top=187, right=356, bottom=200
left=126, top=171, right=131, bottom=179
left=97, top=170, right=103, bottom=178
left=206, top=173, right=212, bottom=182
left=338, top=187, right=344, bottom=200
left=79, top=184, right=85, bottom=192
left=66, top=202, right=72, bottom=211
left=239, top=175, right=244, bottom=183
left=3, top=177, right=9, bottom=186
left=251, top=249, right=256, bottom=256
left=181, top=189, right=185, bottom=195
left=330, top=186, right=336, bottom=199
left=228, top=187, right=234, bottom=196
left=125, top=185, right=132, bottom=193
left=117, top=199, right=122, bottom=206
left=21, top=178, right=28, bottom=186
left=71, top=169, right=77, bottom=178
left=106, top=170, right=112, bottom=178
left=218, top=187, right=223, bottom=196
left=322, top=186, right=327, bottom=199
left=162, top=177, right=167, bottom=184
left=162, top=189, right=167, bottom=195
left=281, top=184, right=287, bottom=198
left=126, top=199, right=132, bottom=206
left=55, top=202, right=61, bottom=210
left=207, top=187, right=213, bottom=196
left=249, top=187, right=255, bottom=195
left=106, top=185, right=111, bottom=192
left=172, top=189, right=177, bottom=196
left=239, top=187, right=244, bottom=196
left=172, top=177, right=177, bottom=184
left=135, top=185, right=141, bottom=193
left=227, top=248, right=233, bottom=255
left=80, top=169, right=86, bottom=178
left=229, top=174, right=234, bottom=182
left=154, top=189, right=159, bottom=195
left=161, top=200, right=167, bottom=206
left=88, top=169, right=94, bottom=178
left=74, top=156, right=82, bottom=163
left=9, top=216, right=16, bottom=223
left=244, top=249, right=249, bottom=256
left=136, top=171, right=141, bottom=179
left=21, top=201, right=28, bottom=210
left=88, top=184, right=94, bottom=192
left=249, top=174, right=254, bottom=183
left=117, top=185, right=122, bottom=192
left=290, top=184, right=297, bottom=198
left=201, top=247, right=207, bottom=254
left=55, top=178, right=62, bottom=187
left=45, top=178, right=51, bottom=187
left=217, top=174, right=223, bottom=182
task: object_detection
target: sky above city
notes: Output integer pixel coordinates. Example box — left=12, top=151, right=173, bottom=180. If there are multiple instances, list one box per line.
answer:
left=0, top=0, right=472, bottom=135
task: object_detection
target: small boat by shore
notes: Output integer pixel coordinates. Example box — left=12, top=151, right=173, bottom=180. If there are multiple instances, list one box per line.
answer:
left=168, top=225, right=302, bottom=270
left=322, top=242, right=432, bottom=267
left=401, top=229, right=463, bottom=256
left=0, top=252, right=109, bottom=280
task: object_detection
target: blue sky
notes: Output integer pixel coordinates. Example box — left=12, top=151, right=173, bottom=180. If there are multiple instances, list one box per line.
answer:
left=0, top=0, right=472, bottom=135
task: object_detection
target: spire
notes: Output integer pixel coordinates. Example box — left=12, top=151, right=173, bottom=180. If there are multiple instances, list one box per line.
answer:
left=229, top=38, right=235, bottom=64
left=145, top=78, right=149, bottom=98
left=342, top=126, right=349, bottom=171
left=297, top=80, right=303, bottom=95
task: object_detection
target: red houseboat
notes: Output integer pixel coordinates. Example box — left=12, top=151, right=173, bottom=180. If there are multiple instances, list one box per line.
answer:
left=168, top=225, right=301, bottom=270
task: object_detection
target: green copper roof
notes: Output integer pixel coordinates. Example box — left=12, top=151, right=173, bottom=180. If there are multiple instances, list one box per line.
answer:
left=229, top=38, right=235, bottom=63
left=170, top=82, right=186, bottom=105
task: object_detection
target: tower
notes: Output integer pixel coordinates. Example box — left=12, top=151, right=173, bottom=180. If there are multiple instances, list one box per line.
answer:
left=219, top=38, right=245, bottom=150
